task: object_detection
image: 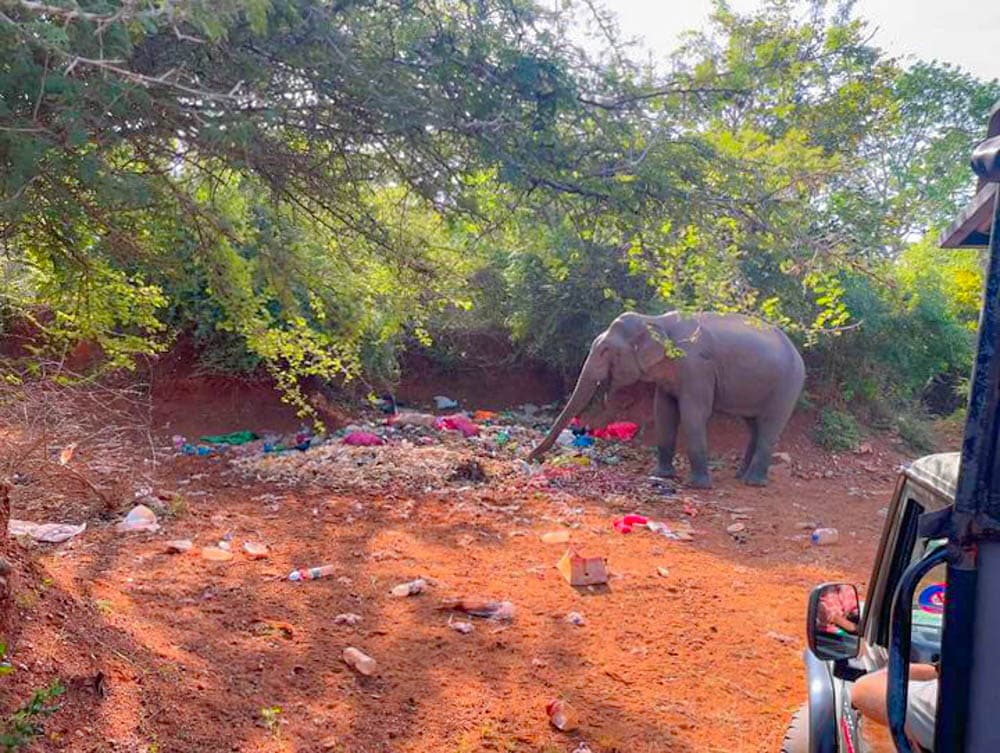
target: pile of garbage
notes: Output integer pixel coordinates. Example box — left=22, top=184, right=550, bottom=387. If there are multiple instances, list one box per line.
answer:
left=182, top=396, right=651, bottom=496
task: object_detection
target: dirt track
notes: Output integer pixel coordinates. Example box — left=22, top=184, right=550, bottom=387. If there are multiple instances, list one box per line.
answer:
left=2, top=385, right=914, bottom=753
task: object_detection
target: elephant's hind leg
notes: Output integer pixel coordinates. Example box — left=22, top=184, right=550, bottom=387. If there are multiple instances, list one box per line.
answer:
left=742, top=397, right=796, bottom=486
left=653, top=389, right=680, bottom=478
left=738, top=417, right=759, bottom=480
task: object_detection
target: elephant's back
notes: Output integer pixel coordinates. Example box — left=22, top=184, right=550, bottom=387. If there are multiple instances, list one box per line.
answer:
left=691, top=313, right=804, bottom=411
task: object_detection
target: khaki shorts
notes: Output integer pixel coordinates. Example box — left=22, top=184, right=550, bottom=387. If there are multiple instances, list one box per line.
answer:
left=906, top=679, right=937, bottom=751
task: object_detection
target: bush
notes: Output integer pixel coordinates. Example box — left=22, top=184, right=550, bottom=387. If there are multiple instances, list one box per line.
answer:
left=814, top=408, right=862, bottom=452
left=896, top=411, right=938, bottom=454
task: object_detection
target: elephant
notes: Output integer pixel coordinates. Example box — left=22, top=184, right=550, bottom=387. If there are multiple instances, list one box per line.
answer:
left=528, top=311, right=805, bottom=487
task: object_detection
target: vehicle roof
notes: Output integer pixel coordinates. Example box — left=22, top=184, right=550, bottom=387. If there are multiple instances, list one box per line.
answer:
left=905, top=452, right=960, bottom=501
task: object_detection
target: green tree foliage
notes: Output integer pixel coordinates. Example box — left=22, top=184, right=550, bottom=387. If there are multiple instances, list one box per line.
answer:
left=0, top=0, right=997, bottom=416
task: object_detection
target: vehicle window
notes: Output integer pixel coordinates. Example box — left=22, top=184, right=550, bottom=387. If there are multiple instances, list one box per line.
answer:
left=910, top=538, right=947, bottom=658
left=874, top=496, right=923, bottom=646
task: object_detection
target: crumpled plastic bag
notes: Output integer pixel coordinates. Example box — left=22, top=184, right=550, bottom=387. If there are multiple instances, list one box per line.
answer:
left=591, top=422, right=639, bottom=441
left=9, top=520, right=87, bottom=543
left=116, top=504, right=160, bottom=533
left=434, top=414, right=479, bottom=437
left=343, top=431, right=385, bottom=446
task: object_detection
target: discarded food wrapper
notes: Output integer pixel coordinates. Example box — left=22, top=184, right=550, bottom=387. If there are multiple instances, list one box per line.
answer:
left=9, top=519, right=87, bottom=544
left=390, top=578, right=427, bottom=597
left=557, top=548, right=609, bottom=587
left=116, top=504, right=160, bottom=533
left=438, top=598, right=515, bottom=621
left=546, top=698, right=579, bottom=732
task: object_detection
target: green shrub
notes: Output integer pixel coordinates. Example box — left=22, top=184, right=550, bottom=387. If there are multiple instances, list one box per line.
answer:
left=814, top=408, right=862, bottom=452
left=896, top=411, right=938, bottom=454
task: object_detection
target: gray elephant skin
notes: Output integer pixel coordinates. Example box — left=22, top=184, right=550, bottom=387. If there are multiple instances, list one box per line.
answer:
left=529, top=311, right=805, bottom=487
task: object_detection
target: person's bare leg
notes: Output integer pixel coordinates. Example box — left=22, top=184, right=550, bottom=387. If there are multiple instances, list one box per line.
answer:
left=852, top=665, right=938, bottom=730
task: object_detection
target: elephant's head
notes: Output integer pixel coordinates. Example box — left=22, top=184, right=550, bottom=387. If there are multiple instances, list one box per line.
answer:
left=528, top=313, right=677, bottom=461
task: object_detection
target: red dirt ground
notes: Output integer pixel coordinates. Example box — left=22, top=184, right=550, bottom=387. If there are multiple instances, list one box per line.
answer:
left=1, top=375, right=923, bottom=753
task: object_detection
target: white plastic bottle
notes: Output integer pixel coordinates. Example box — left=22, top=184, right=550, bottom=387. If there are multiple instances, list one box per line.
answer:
left=811, top=527, right=840, bottom=545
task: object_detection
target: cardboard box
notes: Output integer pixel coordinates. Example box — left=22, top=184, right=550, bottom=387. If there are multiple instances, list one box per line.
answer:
left=556, top=548, right=608, bottom=586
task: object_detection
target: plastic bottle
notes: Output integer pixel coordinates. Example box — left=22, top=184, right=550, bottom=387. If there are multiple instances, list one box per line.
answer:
left=288, top=564, right=337, bottom=581
left=811, top=527, right=840, bottom=545
left=390, top=578, right=427, bottom=597
left=342, top=647, right=377, bottom=676
left=546, top=699, right=579, bottom=731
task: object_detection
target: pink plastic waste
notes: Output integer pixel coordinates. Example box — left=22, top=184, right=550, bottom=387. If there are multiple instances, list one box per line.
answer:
left=343, top=431, right=385, bottom=446
left=434, top=414, right=480, bottom=437
left=613, top=513, right=648, bottom=534
left=591, top=422, right=639, bottom=441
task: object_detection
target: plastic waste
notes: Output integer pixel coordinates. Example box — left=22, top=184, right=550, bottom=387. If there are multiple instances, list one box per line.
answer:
left=811, top=528, right=840, bottom=545
left=116, top=504, right=160, bottom=533
left=613, top=514, right=648, bottom=534
left=646, top=520, right=680, bottom=539
left=199, top=430, right=259, bottom=446
left=591, top=421, right=639, bottom=441
left=390, top=578, right=427, bottom=597
left=572, top=435, right=595, bottom=448
left=390, top=411, right=437, bottom=428
left=289, top=564, right=337, bottom=581
left=434, top=414, right=480, bottom=437
left=334, top=613, right=363, bottom=626
left=438, top=598, right=515, bottom=621
left=546, top=699, right=579, bottom=731
left=564, top=611, right=586, bottom=626
left=473, top=410, right=497, bottom=421
left=343, top=431, right=385, bottom=446
left=8, top=520, right=87, bottom=543
left=342, top=647, right=377, bottom=676
left=433, top=395, right=459, bottom=410
left=540, top=530, right=571, bottom=544
left=450, top=620, right=474, bottom=634
left=556, top=429, right=575, bottom=448
left=494, top=430, right=511, bottom=447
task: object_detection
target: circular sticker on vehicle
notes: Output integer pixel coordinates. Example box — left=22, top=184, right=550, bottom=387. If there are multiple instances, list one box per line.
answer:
left=917, top=583, right=946, bottom=614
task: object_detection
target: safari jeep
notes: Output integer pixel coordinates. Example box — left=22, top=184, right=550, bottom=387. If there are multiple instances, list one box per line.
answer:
left=782, top=452, right=957, bottom=753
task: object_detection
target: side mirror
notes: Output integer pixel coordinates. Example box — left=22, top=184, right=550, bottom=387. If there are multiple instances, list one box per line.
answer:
left=808, top=583, right=861, bottom=661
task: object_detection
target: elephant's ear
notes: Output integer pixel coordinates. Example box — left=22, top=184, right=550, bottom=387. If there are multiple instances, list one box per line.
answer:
left=634, top=322, right=676, bottom=373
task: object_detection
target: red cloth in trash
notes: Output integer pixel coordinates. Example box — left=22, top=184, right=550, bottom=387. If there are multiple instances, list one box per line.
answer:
left=591, top=421, right=639, bottom=441
left=343, top=431, right=385, bottom=446
left=434, top=414, right=480, bottom=437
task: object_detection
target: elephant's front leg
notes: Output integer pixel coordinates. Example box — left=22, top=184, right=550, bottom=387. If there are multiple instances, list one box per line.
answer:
left=653, top=388, right=679, bottom=478
left=680, top=400, right=712, bottom=488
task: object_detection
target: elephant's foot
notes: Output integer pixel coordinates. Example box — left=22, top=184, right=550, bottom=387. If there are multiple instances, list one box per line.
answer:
left=687, top=472, right=712, bottom=489
left=742, top=471, right=769, bottom=487
left=652, top=464, right=676, bottom=480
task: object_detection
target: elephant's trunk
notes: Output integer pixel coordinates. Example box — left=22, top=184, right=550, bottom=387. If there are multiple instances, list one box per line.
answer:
left=528, top=363, right=603, bottom=461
